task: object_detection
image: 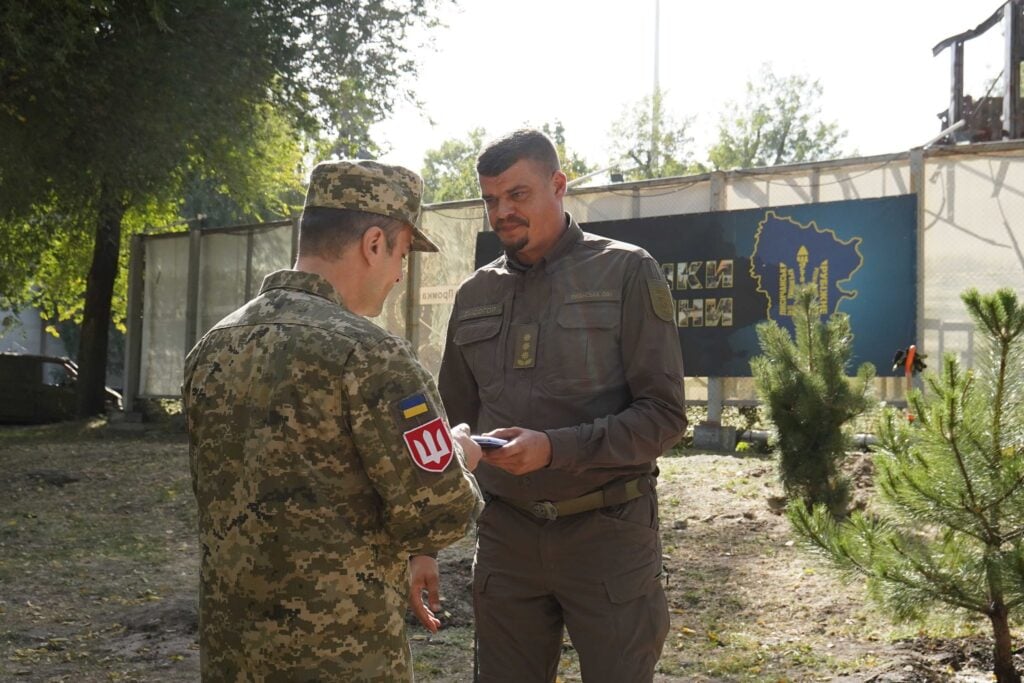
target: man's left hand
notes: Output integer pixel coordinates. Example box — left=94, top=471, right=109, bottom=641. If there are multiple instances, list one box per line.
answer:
left=480, top=427, right=551, bottom=475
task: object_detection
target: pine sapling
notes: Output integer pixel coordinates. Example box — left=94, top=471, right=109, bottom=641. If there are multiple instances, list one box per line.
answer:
left=789, top=288, right=1024, bottom=683
left=751, top=285, right=875, bottom=516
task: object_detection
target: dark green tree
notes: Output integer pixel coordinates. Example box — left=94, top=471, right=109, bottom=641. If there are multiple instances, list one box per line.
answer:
left=790, top=288, right=1024, bottom=683
left=179, top=105, right=307, bottom=228
left=0, top=0, right=444, bottom=416
left=708, top=64, right=847, bottom=170
left=751, top=286, right=875, bottom=515
left=421, top=128, right=488, bottom=204
left=608, top=88, right=697, bottom=181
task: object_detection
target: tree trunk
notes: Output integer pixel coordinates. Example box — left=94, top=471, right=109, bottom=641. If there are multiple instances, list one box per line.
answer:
left=990, top=604, right=1022, bottom=683
left=76, top=184, right=125, bottom=417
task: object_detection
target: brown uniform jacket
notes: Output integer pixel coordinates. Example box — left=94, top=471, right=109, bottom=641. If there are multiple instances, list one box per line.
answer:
left=439, top=215, right=687, bottom=501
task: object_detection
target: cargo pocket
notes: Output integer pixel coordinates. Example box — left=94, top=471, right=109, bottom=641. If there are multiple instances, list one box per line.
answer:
left=603, top=561, right=662, bottom=604
left=472, top=568, right=492, bottom=598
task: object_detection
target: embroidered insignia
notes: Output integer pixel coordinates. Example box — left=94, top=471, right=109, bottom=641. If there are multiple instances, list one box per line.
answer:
left=567, top=290, right=617, bottom=302
left=647, top=278, right=675, bottom=323
left=512, top=323, right=537, bottom=369
left=398, top=393, right=429, bottom=419
left=403, top=417, right=454, bottom=473
left=459, top=304, right=503, bottom=321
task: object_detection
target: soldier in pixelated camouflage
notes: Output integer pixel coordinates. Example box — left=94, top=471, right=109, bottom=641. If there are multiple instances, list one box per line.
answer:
left=183, top=159, right=483, bottom=682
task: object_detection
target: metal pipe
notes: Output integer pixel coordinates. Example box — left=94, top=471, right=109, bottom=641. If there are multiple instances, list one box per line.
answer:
left=922, top=119, right=967, bottom=149
left=735, top=430, right=877, bottom=449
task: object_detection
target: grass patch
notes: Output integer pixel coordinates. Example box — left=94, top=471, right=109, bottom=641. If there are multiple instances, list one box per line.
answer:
left=1, top=428, right=1016, bottom=682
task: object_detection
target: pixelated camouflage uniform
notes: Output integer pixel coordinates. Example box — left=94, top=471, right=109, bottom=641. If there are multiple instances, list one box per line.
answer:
left=183, top=269, right=481, bottom=682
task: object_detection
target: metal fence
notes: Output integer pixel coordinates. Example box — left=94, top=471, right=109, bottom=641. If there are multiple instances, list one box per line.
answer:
left=123, top=141, right=1024, bottom=412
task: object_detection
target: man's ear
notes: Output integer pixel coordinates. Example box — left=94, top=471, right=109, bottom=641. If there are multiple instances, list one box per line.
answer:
left=552, top=170, right=568, bottom=199
left=361, top=226, right=386, bottom=262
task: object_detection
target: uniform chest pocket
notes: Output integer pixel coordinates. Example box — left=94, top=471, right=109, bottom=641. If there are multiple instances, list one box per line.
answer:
left=556, top=301, right=620, bottom=330
left=453, top=316, right=504, bottom=396
left=551, top=300, right=623, bottom=388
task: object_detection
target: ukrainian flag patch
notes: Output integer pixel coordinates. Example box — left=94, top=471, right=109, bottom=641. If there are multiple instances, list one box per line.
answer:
left=398, top=393, right=429, bottom=419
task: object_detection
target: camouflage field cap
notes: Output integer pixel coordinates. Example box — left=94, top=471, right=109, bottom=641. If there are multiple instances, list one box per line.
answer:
left=304, top=159, right=439, bottom=252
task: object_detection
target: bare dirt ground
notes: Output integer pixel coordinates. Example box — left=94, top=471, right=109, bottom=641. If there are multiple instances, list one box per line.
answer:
left=0, top=417, right=1019, bottom=682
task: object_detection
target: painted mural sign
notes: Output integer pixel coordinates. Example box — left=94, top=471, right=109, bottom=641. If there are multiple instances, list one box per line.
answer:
left=475, top=195, right=917, bottom=376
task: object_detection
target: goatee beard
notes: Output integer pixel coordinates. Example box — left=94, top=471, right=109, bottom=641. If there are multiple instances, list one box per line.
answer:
left=493, top=217, right=529, bottom=257
left=503, top=236, right=529, bottom=257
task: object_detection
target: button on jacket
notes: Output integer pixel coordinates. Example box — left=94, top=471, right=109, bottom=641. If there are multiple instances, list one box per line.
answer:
left=439, top=215, right=687, bottom=501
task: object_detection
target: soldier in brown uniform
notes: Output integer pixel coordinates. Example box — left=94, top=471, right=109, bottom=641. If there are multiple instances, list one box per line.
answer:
left=429, top=129, right=687, bottom=682
left=183, top=160, right=483, bottom=682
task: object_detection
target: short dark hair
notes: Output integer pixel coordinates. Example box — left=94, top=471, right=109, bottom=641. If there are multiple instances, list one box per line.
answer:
left=476, top=129, right=561, bottom=177
left=297, top=207, right=406, bottom=260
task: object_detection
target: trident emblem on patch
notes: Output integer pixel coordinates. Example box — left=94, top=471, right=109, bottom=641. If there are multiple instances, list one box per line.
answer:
left=402, top=417, right=454, bottom=473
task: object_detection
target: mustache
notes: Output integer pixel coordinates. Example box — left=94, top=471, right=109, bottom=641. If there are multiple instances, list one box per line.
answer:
left=495, top=216, right=529, bottom=230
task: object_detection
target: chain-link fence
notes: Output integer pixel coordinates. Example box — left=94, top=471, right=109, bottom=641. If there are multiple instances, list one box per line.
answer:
left=124, top=142, right=1024, bottom=411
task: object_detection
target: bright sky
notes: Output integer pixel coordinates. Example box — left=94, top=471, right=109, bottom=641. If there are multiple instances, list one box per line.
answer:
left=372, top=0, right=1006, bottom=177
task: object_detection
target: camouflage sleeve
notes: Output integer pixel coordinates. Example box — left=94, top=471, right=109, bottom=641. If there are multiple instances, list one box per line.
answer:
left=343, top=334, right=482, bottom=555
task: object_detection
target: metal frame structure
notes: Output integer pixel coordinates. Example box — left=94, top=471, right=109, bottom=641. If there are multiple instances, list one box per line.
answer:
left=122, top=219, right=297, bottom=413
left=934, top=0, right=1024, bottom=141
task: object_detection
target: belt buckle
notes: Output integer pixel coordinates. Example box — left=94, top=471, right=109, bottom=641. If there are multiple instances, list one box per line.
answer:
left=531, top=501, right=558, bottom=520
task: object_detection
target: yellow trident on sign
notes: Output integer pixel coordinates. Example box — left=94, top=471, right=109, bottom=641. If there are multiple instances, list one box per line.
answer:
left=778, top=245, right=829, bottom=317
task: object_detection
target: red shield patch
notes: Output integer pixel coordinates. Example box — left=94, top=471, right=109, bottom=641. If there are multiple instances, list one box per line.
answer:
left=402, top=417, right=454, bottom=473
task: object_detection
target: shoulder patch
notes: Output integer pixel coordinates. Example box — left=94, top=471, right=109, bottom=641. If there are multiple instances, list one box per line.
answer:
left=403, top=417, right=454, bottom=473
left=398, top=393, right=430, bottom=419
left=391, top=391, right=438, bottom=427
left=647, top=278, right=675, bottom=323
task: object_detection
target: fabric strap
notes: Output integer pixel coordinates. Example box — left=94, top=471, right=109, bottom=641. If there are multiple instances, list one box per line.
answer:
left=497, top=476, right=653, bottom=521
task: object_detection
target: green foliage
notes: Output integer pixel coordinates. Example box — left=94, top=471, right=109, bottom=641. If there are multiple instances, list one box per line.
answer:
left=420, top=121, right=593, bottom=204
left=0, top=0, right=428, bottom=302
left=0, top=0, right=445, bottom=413
left=179, top=104, right=306, bottom=227
left=707, top=64, right=847, bottom=170
left=609, top=88, right=698, bottom=180
left=539, top=121, right=594, bottom=181
left=789, top=288, right=1024, bottom=683
left=751, top=286, right=875, bottom=515
left=421, top=128, right=488, bottom=204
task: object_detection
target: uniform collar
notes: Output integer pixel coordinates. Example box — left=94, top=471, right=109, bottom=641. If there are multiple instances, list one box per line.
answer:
left=506, top=212, right=581, bottom=273
left=258, top=269, right=345, bottom=307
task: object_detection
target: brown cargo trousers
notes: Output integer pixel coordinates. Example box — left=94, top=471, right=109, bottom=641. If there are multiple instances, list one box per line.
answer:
left=471, top=491, right=669, bottom=682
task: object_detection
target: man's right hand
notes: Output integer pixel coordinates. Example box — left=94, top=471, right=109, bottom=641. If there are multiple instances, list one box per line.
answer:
left=408, top=555, right=442, bottom=633
left=479, top=426, right=551, bottom=474
left=451, top=423, right=482, bottom=471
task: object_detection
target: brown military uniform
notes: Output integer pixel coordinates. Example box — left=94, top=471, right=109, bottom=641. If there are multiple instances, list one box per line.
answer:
left=439, top=215, right=687, bottom=682
left=184, top=269, right=481, bottom=683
